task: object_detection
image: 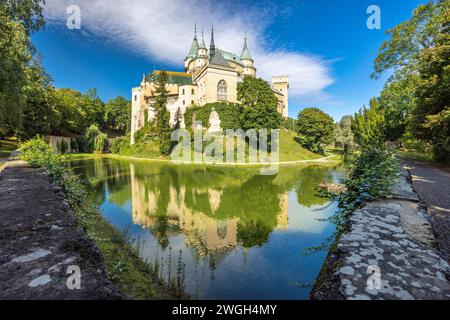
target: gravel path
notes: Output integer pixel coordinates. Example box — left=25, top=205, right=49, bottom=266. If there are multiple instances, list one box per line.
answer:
left=403, top=160, right=450, bottom=262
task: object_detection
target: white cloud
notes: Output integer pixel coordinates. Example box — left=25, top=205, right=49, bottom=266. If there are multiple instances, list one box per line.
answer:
left=44, top=0, right=334, bottom=99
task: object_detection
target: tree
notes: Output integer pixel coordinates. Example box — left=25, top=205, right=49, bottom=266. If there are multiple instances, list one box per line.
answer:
left=372, top=0, right=443, bottom=81
left=0, top=0, right=45, bottom=136
left=378, top=75, right=420, bottom=141
left=238, top=76, right=282, bottom=131
left=82, top=88, right=105, bottom=129
left=333, top=115, right=355, bottom=153
left=152, top=71, right=172, bottom=156
left=412, top=3, right=450, bottom=161
left=296, top=108, right=334, bottom=154
left=104, top=96, right=131, bottom=132
left=351, top=98, right=385, bottom=148
left=20, top=57, right=56, bottom=139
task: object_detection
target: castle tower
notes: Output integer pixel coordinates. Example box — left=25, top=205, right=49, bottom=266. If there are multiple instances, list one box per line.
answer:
left=185, top=25, right=199, bottom=71
left=198, top=29, right=207, bottom=57
left=272, top=76, right=289, bottom=118
left=240, top=35, right=256, bottom=77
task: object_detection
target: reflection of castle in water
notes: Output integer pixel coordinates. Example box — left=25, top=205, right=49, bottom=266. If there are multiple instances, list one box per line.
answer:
left=129, top=164, right=288, bottom=256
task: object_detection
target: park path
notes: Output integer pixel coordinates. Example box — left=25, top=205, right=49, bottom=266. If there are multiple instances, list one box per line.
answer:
left=403, top=160, right=450, bottom=262
left=0, top=161, right=122, bottom=299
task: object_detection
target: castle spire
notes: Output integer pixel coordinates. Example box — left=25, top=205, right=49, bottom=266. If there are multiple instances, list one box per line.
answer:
left=209, top=26, right=216, bottom=59
left=240, top=33, right=253, bottom=61
left=186, top=24, right=199, bottom=60
left=199, top=28, right=206, bottom=49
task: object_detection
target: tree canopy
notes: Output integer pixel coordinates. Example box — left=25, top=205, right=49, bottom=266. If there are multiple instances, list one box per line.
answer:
left=296, top=108, right=334, bottom=154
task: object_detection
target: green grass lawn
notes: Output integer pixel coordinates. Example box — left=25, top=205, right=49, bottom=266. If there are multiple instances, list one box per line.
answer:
left=0, top=139, right=19, bottom=158
left=278, top=130, right=322, bottom=161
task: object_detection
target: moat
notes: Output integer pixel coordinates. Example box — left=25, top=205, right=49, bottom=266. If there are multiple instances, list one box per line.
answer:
left=68, top=157, right=344, bottom=299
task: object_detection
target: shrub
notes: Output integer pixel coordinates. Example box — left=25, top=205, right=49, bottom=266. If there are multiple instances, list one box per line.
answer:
left=184, top=103, right=242, bottom=130
left=110, top=136, right=128, bottom=154
left=19, top=136, right=87, bottom=208
left=20, top=136, right=55, bottom=167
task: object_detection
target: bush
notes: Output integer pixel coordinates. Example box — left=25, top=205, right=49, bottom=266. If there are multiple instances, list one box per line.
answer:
left=110, top=136, right=128, bottom=154
left=20, top=136, right=54, bottom=167
left=19, top=137, right=87, bottom=208
left=184, top=102, right=242, bottom=130
left=331, top=147, right=399, bottom=232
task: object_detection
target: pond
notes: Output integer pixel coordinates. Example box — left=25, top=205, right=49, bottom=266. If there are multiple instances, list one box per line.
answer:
left=68, top=157, right=344, bottom=299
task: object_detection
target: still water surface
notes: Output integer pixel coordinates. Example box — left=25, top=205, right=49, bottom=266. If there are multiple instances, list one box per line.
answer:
left=68, top=158, right=344, bottom=299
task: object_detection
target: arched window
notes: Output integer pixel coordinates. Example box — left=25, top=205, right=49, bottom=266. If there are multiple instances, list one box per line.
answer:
left=217, top=80, right=227, bottom=101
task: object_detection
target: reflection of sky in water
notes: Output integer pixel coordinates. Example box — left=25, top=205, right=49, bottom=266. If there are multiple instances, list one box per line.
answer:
left=72, top=158, right=343, bottom=300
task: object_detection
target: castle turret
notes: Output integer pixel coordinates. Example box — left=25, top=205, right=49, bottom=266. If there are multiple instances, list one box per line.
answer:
left=198, top=29, right=207, bottom=58
left=185, top=25, right=199, bottom=70
left=240, top=35, right=256, bottom=77
left=272, top=76, right=289, bottom=118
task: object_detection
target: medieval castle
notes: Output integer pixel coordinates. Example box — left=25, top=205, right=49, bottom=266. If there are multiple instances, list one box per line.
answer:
left=131, top=27, right=289, bottom=144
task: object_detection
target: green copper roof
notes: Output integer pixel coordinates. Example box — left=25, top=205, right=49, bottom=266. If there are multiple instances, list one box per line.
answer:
left=218, top=49, right=243, bottom=65
left=146, top=71, right=193, bottom=86
left=186, top=36, right=199, bottom=60
left=240, top=37, right=253, bottom=61
left=199, top=30, right=207, bottom=49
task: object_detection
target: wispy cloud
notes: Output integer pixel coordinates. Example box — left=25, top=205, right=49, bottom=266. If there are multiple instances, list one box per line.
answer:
left=44, top=0, right=334, bottom=99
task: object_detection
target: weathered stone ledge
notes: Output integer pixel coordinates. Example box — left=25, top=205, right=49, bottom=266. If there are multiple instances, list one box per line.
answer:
left=0, top=161, right=122, bottom=299
left=311, top=166, right=450, bottom=300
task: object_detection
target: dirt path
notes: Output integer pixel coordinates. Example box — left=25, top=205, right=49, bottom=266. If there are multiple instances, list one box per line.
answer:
left=0, top=161, right=122, bottom=299
left=403, top=160, right=450, bottom=262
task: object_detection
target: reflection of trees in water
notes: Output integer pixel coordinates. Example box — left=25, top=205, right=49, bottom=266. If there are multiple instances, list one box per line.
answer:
left=69, top=158, right=340, bottom=258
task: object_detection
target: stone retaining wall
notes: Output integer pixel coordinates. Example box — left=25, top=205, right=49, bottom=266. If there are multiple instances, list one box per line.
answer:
left=311, top=167, right=450, bottom=300
left=0, top=161, right=122, bottom=299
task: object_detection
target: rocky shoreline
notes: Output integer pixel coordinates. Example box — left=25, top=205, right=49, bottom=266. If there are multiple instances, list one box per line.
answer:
left=311, top=166, right=450, bottom=300
left=0, top=161, right=123, bottom=299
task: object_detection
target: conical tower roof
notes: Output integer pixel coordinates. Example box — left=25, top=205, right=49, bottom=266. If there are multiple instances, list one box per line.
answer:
left=240, top=35, right=253, bottom=61
left=186, top=25, right=199, bottom=60
left=199, top=29, right=207, bottom=49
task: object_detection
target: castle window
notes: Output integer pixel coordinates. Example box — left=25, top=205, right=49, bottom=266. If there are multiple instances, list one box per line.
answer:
left=182, top=89, right=185, bottom=95
left=191, top=100, right=194, bottom=105
left=134, top=95, right=137, bottom=101
left=217, top=80, right=227, bottom=101
left=191, top=89, right=194, bottom=94
left=183, top=100, right=185, bottom=105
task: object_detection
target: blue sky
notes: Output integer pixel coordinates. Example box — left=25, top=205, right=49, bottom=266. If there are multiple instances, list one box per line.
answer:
left=35, top=0, right=426, bottom=121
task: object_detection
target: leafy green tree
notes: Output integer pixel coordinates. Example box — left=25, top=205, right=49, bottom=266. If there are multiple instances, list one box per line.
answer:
left=296, top=108, right=334, bottom=154
left=351, top=98, right=385, bottom=148
left=0, top=0, right=45, bottom=136
left=153, top=72, right=172, bottom=156
left=238, top=76, right=282, bottom=130
left=20, top=58, right=56, bottom=139
left=104, top=96, right=131, bottom=132
left=412, top=4, right=450, bottom=161
left=84, top=124, right=101, bottom=152
left=81, top=88, right=105, bottom=129
left=333, top=115, right=355, bottom=153
left=50, top=88, right=85, bottom=134
left=372, top=0, right=443, bottom=81
left=378, top=75, right=420, bottom=141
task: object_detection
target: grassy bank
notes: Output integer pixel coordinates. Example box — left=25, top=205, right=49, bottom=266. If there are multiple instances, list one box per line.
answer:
left=109, top=130, right=323, bottom=163
left=19, top=137, right=184, bottom=299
